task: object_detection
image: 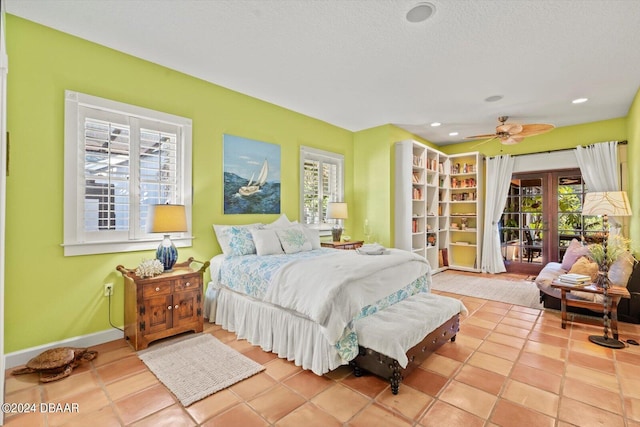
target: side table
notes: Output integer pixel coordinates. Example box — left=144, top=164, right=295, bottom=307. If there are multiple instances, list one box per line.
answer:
left=321, top=240, right=364, bottom=250
left=550, top=280, right=630, bottom=339
left=117, top=257, right=210, bottom=350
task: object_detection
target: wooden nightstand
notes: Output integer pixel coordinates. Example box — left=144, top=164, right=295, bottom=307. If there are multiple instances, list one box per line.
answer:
left=117, top=257, right=210, bottom=350
left=321, top=240, right=364, bottom=250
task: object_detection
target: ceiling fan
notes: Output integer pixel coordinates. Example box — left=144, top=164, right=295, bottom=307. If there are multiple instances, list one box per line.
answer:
left=466, top=116, right=554, bottom=145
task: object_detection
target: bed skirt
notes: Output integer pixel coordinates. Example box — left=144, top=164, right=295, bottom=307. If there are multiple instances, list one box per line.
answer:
left=214, top=287, right=344, bottom=375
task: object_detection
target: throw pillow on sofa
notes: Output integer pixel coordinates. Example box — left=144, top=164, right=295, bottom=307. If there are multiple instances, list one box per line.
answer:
left=568, top=256, right=599, bottom=282
left=561, top=238, right=590, bottom=270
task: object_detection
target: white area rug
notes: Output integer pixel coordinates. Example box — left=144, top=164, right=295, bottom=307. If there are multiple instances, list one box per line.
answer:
left=431, top=271, right=543, bottom=309
left=138, top=333, right=264, bottom=406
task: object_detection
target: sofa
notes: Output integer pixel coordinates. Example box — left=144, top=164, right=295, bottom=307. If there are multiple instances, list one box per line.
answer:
left=536, top=239, right=640, bottom=324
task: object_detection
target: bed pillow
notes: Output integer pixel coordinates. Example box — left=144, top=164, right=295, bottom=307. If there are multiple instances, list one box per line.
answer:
left=561, top=239, right=590, bottom=270
left=263, top=213, right=293, bottom=229
left=213, top=223, right=262, bottom=256
left=251, top=229, right=284, bottom=256
left=276, top=225, right=312, bottom=254
left=568, top=256, right=599, bottom=282
left=301, top=225, right=321, bottom=249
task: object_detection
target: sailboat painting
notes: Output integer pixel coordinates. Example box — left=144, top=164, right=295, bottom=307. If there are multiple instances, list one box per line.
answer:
left=223, top=134, right=281, bottom=214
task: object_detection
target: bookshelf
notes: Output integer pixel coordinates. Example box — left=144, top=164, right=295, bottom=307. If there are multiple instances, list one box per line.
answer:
left=395, top=140, right=483, bottom=273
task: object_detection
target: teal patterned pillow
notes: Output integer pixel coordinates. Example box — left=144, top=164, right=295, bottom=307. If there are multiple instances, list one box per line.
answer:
left=276, top=225, right=312, bottom=254
left=213, top=223, right=262, bottom=256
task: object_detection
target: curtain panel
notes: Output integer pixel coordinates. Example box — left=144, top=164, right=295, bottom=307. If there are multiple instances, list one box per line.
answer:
left=481, top=155, right=515, bottom=273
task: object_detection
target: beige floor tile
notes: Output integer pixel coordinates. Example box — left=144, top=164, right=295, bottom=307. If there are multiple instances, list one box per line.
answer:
left=282, top=370, right=333, bottom=399
left=477, top=340, right=522, bottom=361
left=202, top=403, right=269, bottom=427
left=130, top=404, right=196, bottom=427
left=501, top=379, right=559, bottom=417
left=467, top=351, right=513, bottom=376
left=510, top=363, right=561, bottom=394
left=490, top=398, right=555, bottom=427
left=263, top=357, right=302, bottom=381
left=375, top=384, right=433, bottom=420
left=565, top=364, right=620, bottom=393
left=438, top=380, right=498, bottom=419
left=454, top=364, right=506, bottom=395
left=275, top=402, right=341, bottom=427
left=248, top=384, right=306, bottom=423
left=348, top=403, right=413, bottom=427
left=311, top=383, right=369, bottom=423
left=486, top=331, right=526, bottom=349
left=562, top=377, right=623, bottom=414
left=420, top=353, right=462, bottom=377
left=185, top=388, right=241, bottom=424
left=559, top=396, right=625, bottom=427
left=419, top=400, right=485, bottom=427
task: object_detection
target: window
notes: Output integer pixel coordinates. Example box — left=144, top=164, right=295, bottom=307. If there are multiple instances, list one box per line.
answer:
left=300, top=146, right=344, bottom=233
left=63, top=91, right=192, bottom=256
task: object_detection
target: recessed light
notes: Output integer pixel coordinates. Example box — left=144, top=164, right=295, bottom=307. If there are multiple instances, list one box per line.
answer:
left=406, top=2, right=436, bottom=23
left=430, top=122, right=441, bottom=127
left=449, top=132, right=459, bottom=136
left=485, top=95, right=503, bottom=102
left=572, top=98, right=588, bottom=104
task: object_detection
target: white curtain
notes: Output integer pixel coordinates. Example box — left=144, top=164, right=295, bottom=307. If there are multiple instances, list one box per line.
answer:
left=481, top=155, right=515, bottom=273
left=575, top=141, right=619, bottom=191
left=575, top=141, right=621, bottom=227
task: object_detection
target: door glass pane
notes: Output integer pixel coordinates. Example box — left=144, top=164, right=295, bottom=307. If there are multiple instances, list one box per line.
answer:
left=501, top=178, right=543, bottom=265
left=557, top=174, right=602, bottom=259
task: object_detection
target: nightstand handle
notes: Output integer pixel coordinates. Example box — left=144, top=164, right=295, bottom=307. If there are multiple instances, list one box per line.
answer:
left=185, top=282, right=191, bottom=287
left=174, top=305, right=179, bottom=309
left=167, top=305, right=172, bottom=310
left=155, top=287, right=160, bottom=292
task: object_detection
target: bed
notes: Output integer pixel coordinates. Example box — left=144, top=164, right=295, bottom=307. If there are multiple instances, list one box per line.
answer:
left=204, top=219, right=466, bottom=392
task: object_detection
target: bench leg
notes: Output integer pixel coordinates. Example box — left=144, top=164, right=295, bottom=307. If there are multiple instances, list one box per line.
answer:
left=390, top=361, right=401, bottom=395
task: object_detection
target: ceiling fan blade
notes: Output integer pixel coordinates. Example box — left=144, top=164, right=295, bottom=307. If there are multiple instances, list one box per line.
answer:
left=500, top=135, right=525, bottom=145
left=496, top=123, right=523, bottom=135
left=465, top=133, right=497, bottom=140
left=471, top=136, right=497, bottom=148
left=517, top=123, right=554, bottom=137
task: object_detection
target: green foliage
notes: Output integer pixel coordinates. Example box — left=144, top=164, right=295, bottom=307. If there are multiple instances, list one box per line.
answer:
left=588, top=235, right=633, bottom=268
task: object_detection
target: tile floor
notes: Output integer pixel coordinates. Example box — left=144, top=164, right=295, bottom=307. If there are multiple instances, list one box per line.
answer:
left=4, top=278, right=640, bottom=426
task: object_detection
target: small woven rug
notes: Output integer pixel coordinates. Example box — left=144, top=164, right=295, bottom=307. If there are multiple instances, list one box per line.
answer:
left=138, top=333, right=264, bottom=406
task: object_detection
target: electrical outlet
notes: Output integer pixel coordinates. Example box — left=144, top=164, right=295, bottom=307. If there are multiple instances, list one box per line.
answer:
left=104, top=283, right=114, bottom=297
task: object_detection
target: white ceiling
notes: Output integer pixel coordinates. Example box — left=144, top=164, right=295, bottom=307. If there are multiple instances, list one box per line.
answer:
left=7, top=0, right=640, bottom=145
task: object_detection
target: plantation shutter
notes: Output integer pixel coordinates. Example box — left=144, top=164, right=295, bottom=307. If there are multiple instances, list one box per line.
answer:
left=301, top=147, right=343, bottom=227
left=81, top=109, right=131, bottom=241
left=138, top=122, right=180, bottom=234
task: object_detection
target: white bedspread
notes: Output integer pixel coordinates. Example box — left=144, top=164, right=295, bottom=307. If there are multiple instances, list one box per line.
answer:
left=263, top=248, right=430, bottom=344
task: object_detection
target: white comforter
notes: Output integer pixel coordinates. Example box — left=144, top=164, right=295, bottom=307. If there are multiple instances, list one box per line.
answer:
left=263, top=248, right=430, bottom=344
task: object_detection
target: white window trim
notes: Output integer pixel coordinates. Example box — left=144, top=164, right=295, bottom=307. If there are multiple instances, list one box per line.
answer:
left=299, top=146, right=344, bottom=234
left=63, top=91, right=193, bottom=256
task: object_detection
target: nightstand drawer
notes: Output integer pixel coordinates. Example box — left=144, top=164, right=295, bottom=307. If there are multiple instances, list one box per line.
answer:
left=142, top=282, right=172, bottom=298
left=175, top=277, right=200, bottom=292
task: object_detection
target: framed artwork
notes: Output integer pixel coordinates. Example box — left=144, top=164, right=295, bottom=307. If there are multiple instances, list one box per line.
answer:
left=223, top=134, right=281, bottom=214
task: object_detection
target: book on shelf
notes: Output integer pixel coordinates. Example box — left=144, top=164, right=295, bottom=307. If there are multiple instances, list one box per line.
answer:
left=558, top=273, right=591, bottom=284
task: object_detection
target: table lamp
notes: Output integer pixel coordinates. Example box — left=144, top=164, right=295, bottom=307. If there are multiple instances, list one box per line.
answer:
left=147, top=204, right=188, bottom=272
left=581, top=191, right=632, bottom=349
left=326, top=202, right=348, bottom=242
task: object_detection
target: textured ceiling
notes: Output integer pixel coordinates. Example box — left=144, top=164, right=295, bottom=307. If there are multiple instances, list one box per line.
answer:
left=7, top=0, right=640, bottom=145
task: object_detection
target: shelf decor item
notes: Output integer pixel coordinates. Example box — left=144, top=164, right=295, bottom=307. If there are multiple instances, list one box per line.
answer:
left=147, top=204, right=188, bottom=272
left=326, top=202, right=348, bottom=242
left=581, top=191, right=632, bottom=349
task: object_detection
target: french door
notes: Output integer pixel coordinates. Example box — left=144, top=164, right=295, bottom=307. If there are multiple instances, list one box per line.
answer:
left=500, top=169, right=591, bottom=275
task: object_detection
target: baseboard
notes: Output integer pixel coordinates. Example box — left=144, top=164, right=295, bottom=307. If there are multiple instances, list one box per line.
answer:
left=4, top=327, right=124, bottom=369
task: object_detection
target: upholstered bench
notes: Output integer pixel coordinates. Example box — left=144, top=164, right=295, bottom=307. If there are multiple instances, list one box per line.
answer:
left=350, top=293, right=467, bottom=394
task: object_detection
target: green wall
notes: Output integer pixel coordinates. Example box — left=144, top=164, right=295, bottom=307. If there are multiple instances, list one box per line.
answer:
left=4, top=16, right=353, bottom=353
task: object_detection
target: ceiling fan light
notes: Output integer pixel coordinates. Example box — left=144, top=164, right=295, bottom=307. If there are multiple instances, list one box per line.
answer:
left=430, top=122, right=441, bottom=127
left=449, top=132, right=459, bottom=136
left=572, top=98, right=588, bottom=104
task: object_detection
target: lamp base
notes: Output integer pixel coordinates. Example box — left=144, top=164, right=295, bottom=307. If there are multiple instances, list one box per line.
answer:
left=331, top=227, right=343, bottom=242
left=156, top=235, right=178, bottom=272
left=588, top=335, right=625, bottom=349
